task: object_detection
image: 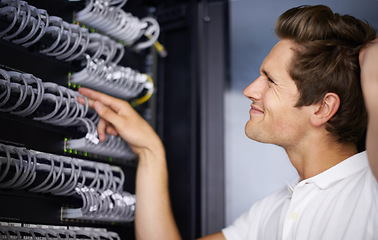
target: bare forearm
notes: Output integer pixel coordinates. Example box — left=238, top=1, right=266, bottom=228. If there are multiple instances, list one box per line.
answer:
left=135, top=149, right=182, bottom=240
left=76, top=88, right=182, bottom=239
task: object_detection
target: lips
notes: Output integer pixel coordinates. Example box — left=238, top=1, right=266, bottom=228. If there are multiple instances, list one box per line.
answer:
left=250, top=105, right=264, bottom=114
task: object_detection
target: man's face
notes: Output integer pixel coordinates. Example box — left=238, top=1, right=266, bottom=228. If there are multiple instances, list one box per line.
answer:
left=244, top=39, right=312, bottom=149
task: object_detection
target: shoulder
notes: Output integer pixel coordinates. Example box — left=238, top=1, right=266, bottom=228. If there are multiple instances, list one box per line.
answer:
left=247, top=186, right=290, bottom=216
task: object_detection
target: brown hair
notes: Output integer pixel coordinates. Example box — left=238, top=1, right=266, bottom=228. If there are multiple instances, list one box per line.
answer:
left=275, top=5, right=376, bottom=143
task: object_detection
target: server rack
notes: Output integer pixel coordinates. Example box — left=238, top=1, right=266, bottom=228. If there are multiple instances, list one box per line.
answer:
left=155, top=1, right=229, bottom=237
left=0, top=0, right=229, bottom=239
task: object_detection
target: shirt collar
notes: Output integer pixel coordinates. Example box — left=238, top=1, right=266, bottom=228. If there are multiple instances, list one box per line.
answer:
left=302, top=151, right=368, bottom=190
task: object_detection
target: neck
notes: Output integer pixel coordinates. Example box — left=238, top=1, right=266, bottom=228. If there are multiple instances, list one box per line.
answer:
left=285, top=138, right=358, bottom=180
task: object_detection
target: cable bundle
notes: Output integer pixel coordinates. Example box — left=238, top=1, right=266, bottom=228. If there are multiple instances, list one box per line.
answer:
left=0, top=143, right=125, bottom=195
left=0, top=0, right=155, bottom=102
left=0, top=68, right=97, bottom=127
left=0, top=0, right=49, bottom=48
left=0, top=143, right=135, bottom=222
left=0, top=0, right=146, bottom=159
left=66, top=117, right=136, bottom=160
left=71, top=56, right=154, bottom=100
left=0, top=67, right=136, bottom=160
left=63, top=186, right=135, bottom=222
left=0, top=0, right=124, bottom=63
left=0, top=223, right=121, bottom=239
left=75, top=0, right=160, bottom=51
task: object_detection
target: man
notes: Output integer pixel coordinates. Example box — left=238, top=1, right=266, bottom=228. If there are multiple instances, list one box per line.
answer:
left=78, top=5, right=378, bottom=240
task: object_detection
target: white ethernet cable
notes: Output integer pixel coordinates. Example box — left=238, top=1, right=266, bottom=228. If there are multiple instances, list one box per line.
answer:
left=3, top=1, right=31, bottom=42
left=22, top=8, right=49, bottom=48
left=0, top=68, right=96, bottom=128
left=66, top=117, right=136, bottom=160
left=0, top=144, right=126, bottom=194
left=0, top=68, right=136, bottom=160
left=0, top=1, right=155, bottom=104
left=63, top=185, right=135, bottom=222
left=13, top=5, right=42, bottom=45
left=0, top=0, right=124, bottom=63
left=0, top=5, right=19, bottom=38
left=0, top=224, right=121, bottom=239
left=0, top=0, right=50, bottom=48
left=0, top=144, right=133, bottom=222
left=75, top=0, right=160, bottom=51
left=70, top=56, right=154, bottom=101
left=0, top=69, right=11, bottom=107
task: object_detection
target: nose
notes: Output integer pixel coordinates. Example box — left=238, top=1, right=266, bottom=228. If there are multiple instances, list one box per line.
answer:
left=243, top=75, right=265, bottom=101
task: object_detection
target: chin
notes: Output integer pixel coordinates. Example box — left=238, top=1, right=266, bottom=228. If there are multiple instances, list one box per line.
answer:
left=245, top=121, right=258, bottom=137
left=245, top=126, right=272, bottom=144
left=245, top=128, right=260, bottom=141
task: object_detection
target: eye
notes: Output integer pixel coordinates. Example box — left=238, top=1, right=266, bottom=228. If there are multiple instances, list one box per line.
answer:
left=267, top=77, right=275, bottom=84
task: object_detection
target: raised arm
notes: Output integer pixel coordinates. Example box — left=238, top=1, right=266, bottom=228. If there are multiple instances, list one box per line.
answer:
left=78, top=88, right=181, bottom=240
left=360, top=38, right=378, bottom=181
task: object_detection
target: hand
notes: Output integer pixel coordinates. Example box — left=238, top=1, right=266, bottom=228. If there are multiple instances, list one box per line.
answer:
left=77, top=89, right=179, bottom=240
left=77, top=87, right=164, bottom=157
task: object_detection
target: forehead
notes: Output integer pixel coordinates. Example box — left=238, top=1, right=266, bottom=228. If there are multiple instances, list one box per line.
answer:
left=261, top=39, right=294, bottom=79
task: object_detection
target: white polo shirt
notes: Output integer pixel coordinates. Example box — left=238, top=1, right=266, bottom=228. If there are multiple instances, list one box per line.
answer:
left=222, top=151, right=378, bottom=240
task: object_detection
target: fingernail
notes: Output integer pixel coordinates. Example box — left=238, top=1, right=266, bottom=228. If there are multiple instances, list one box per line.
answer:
left=78, top=87, right=87, bottom=93
left=100, top=134, right=106, bottom=142
left=94, top=101, right=103, bottom=111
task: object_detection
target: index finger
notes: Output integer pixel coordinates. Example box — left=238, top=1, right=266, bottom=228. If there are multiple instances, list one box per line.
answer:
left=78, top=87, right=127, bottom=113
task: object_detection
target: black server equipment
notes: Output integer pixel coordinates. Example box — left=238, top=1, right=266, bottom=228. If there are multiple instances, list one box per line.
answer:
left=0, top=0, right=229, bottom=239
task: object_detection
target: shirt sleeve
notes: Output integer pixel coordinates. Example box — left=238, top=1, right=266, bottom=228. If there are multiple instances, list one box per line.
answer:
left=221, top=187, right=290, bottom=240
left=222, top=211, right=250, bottom=240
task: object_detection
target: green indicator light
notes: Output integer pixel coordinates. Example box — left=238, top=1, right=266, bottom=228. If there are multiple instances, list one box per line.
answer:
left=83, top=25, right=86, bottom=28
left=109, top=157, right=113, bottom=162
left=69, top=149, right=73, bottom=154
left=68, top=72, right=72, bottom=76
left=91, top=29, right=95, bottom=33
left=84, top=152, right=88, bottom=157
left=64, top=149, right=67, bottom=152
left=64, top=138, right=68, bottom=141
left=74, top=150, right=78, bottom=154
left=73, top=84, right=77, bottom=88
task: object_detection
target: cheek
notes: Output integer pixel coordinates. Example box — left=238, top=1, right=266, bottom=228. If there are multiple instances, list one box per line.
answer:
left=267, top=102, right=303, bottom=131
left=278, top=109, right=308, bottom=137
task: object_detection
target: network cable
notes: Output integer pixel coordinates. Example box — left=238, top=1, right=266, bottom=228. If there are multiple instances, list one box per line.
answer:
left=0, top=143, right=135, bottom=222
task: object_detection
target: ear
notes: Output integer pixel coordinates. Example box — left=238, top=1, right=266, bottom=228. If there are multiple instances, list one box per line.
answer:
left=310, top=93, right=340, bottom=127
